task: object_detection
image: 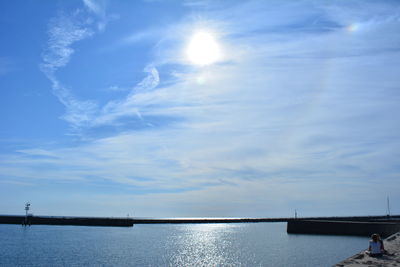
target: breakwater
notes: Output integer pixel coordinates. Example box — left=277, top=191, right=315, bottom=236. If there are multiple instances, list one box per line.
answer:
left=287, top=220, right=400, bottom=238
left=1, top=214, right=399, bottom=228
left=0, top=215, right=133, bottom=227
left=130, top=215, right=400, bottom=224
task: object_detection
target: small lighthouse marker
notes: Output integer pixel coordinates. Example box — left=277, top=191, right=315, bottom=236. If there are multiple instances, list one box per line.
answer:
left=24, top=202, right=30, bottom=226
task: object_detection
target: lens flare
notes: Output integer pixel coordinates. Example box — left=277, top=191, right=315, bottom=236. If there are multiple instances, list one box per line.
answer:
left=346, top=23, right=360, bottom=32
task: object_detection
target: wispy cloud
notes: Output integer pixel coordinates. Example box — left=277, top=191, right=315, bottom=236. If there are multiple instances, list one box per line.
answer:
left=93, top=65, right=160, bottom=126
left=107, top=85, right=129, bottom=92
left=41, top=13, right=94, bottom=73
left=40, top=10, right=97, bottom=129
left=40, top=3, right=161, bottom=132
left=120, top=28, right=163, bottom=46
left=83, top=0, right=105, bottom=16
left=82, top=0, right=110, bottom=31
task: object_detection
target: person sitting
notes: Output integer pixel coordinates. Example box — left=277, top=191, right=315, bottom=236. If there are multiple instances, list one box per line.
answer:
left=366, top=233, right=384, bottom=257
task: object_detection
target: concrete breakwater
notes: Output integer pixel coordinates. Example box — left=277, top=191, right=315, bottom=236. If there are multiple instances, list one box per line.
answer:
left=287, top=220, right=400, bottom=238
left=130, top=215, right=400, bottom=224
left=1, top=214, right=399, bottom=228
left=0, top=215, right=134, bottom=227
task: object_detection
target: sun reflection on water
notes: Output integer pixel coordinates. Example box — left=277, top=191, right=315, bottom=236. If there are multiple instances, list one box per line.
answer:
left=170, top=224, right=241, bottom=266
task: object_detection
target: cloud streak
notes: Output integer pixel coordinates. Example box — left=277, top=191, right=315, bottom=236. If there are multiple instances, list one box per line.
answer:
left=40, top=5, right=161, bottom=132
left=40, top=11, right=97, bottom=129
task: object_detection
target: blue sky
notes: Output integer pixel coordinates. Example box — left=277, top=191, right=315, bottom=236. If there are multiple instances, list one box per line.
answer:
left=1, top=0, right=399, bottom=218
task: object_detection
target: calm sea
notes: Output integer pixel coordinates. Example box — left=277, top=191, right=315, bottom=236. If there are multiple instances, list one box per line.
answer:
left=0, top=222, right=368, bottom=266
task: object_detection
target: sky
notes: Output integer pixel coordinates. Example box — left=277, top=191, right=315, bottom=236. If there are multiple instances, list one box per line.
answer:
left=0, top=0, right=399, bottom=218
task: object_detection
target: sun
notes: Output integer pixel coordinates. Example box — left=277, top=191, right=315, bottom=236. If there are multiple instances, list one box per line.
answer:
left=186, top=31, right=221, bottom=66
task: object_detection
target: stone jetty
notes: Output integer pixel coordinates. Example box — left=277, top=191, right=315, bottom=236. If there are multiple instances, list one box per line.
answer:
left=333, top=232, right=400, bottom=267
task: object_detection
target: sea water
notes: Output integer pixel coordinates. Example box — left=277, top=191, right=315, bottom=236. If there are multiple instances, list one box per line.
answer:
left=0, top=223, right=368, bottom=266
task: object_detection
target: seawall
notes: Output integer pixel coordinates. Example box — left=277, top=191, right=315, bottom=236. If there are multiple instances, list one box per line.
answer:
left=287, top=220, right=400, bottom=238
left=1, top=214, right=399, bottom=228
left=0, top=215, right=134, bottom=227
left=130, top=215, right=400, bottom=224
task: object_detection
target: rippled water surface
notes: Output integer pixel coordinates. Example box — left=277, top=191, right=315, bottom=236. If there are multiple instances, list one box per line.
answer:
left=0, top=223, right=368, bottom=266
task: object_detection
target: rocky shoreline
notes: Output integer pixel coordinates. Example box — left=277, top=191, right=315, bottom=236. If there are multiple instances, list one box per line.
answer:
left=333, top=232, right=400, bottom=267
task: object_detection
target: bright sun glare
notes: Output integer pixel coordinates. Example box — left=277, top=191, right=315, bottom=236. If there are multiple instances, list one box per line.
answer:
left=186, top=31, right=221, bottom=65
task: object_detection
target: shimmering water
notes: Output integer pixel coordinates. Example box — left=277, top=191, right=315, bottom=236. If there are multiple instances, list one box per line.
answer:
left=0, top=223, right=368, bottom=266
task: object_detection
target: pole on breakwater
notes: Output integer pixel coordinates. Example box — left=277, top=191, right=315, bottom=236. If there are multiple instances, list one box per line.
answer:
left=23, top=202, right=31, bottom=226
